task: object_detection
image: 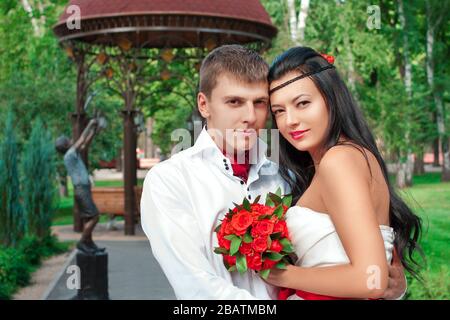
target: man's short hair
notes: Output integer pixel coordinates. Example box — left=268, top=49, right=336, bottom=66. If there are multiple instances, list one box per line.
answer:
left=199, top=45, right=268, bottom=98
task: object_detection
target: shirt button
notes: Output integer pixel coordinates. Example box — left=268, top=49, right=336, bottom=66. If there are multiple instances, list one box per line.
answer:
left=240, top=181, right=244, bottom=185
left=248, top=195, right=252, bottom=200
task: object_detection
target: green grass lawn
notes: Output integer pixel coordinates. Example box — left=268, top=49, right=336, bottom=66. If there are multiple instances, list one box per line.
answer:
left=52, top=179, right=143, bottom=226
left=53, top=175, right=448, bottom=299
left=398, top=173, right=450, bottom=300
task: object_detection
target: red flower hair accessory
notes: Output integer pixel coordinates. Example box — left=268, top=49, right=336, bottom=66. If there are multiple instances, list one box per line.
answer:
left=320, top=53, right=335, bottom=64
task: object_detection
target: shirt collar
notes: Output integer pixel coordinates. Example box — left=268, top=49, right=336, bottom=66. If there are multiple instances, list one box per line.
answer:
left=189, top=127, right=271, bottom=178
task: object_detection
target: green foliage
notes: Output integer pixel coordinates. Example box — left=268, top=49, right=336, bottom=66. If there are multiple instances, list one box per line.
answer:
left=21, top=118, right=58, bottom=239
left=0, top=234, right=70, bottom=300
left=0, top=112, right=26, bottom=247
left=0, top=247, right=30, bottom=289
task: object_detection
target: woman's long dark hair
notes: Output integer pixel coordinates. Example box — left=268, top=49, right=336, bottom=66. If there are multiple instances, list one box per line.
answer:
left=268, top=47, right=424, bottom=279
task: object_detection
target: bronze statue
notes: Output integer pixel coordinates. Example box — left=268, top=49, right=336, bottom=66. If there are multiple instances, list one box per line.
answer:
left=55, top=112, right=107, bottom=254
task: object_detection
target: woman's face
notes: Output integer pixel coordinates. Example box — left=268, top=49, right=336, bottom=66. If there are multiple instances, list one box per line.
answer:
left=269, top=72, right=329, bottom=155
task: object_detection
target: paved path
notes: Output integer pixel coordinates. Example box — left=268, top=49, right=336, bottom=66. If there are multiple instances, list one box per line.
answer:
left=45, top=240, right=176, bottom=300
left=34, top=222, right=177, bottom=300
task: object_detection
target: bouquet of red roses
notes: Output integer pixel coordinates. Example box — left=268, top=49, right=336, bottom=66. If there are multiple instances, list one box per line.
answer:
left=214, top=189, right=295, bottom=279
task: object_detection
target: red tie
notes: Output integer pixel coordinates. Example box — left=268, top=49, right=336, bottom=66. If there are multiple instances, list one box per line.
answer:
left=222, top=150, right=250, bottom=183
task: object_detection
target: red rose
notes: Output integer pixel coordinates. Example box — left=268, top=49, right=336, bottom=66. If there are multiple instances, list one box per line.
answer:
left=273, top=220, right=289, bottom=238
left=251, top=236, right=269, bottom=253
left=251, top=219, right=275, bottom=237
left=262, top=259, right=277, bottom=270
left=239, top=242, right=253, bottom=255
left=223, top=255, right=236, bottom=266
left=250, top=204, right=274, bottom=217
left=246, top=253, right=262, bottom=271
left=269, top=239, right=283, bottom=253
left=218, top=235, right=231, bottom=250
left=220, top=218, right=235, bottom=235
left=230, top=211, right=253, bottom=236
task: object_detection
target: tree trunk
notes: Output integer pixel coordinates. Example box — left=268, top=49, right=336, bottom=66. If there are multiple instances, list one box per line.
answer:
left=297, top=0, right=310, bottom=44
left=397, top=0, right=414, bottom=187
left=441, top=138, right=450, bottom=181
left=287, top=0, right=298, bottom=43
left=20, top=0, right=42, bottom=37
left=414, top=151, right=425, bottom=175
left=116, top=147, right=122, bottom=172
left=433, top=137, right=440, bottom=166
left=426, top=1, right=449, bottom=181
left=443, top=138, right=450, bottom=181
left=396, top=161, right=407, bottom=189
left=286, top=0, right=310, bottom=45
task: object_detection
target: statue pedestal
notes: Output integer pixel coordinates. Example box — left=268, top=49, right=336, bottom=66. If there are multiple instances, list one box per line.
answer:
left=72, top=250, right=109, bottom=300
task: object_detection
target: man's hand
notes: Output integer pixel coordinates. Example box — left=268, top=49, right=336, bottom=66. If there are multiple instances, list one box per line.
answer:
left=382, top=249, right=406, bottom=299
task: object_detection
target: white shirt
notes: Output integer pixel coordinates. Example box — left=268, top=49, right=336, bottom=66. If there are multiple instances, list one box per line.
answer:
left=140, top=128, right=289, bottom=299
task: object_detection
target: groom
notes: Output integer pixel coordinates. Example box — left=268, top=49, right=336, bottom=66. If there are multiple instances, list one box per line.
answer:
left=140, top=45, right=406, bottom=299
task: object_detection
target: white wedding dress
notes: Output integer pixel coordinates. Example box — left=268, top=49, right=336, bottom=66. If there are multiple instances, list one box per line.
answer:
left=284, top=206, right=395, bottom=300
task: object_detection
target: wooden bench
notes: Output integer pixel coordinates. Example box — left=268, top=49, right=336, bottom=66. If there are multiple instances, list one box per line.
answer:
left=91, top=186, right=143, bottom=219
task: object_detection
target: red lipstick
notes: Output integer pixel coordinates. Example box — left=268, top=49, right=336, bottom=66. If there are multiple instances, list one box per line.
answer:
left=289, top=129, right=310, bottom=140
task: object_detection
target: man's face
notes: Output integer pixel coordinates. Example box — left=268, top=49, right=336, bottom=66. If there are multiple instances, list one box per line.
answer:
left=198, top=73, right=269, bottom=154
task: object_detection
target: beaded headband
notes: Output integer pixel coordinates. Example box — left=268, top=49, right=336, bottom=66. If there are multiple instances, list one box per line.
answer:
left=269, top=53, right=335, bottom=95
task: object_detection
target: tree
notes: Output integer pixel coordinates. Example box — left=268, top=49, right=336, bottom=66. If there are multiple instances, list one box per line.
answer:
left=286, top=0, right=310, bottom=45
left=425, top=0, right=450, bottom=181
left=396, top=0, right=415, bottom=188
left=21, top=118, right=58, bottom=239
left=0, top=112, right=26, bottom=247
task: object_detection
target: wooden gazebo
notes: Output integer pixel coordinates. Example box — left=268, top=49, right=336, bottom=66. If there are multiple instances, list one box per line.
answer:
left=53, top=0, right=277, bottom=235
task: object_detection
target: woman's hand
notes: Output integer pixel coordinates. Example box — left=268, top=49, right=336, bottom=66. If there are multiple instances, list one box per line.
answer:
left=261, top=265, right=294, bottom=288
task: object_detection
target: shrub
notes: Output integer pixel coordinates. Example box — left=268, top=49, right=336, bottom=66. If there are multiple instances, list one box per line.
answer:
left=0, top=111, right=26, bottom=247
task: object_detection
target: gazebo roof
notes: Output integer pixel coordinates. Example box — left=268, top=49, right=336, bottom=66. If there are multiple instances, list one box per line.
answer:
left=53, top=0, right=277, bottom=48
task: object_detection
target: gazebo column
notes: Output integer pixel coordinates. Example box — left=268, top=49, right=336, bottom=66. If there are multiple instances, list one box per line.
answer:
left=122, top=109, right=138, bottom=235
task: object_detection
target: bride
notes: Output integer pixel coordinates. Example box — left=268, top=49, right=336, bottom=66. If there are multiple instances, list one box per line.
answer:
left=263, top=47, right=424, bottom=299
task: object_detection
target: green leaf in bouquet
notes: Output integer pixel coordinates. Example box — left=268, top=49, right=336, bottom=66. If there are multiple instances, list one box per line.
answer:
left=257, top=214, right=273, bottom=221
left=275, top=261, right=287, bottom=269
left=265, top=252, right=284, bottom=261
left=283, top=253, right=298, bottom=265
left=236, top=253, right=248, bottom=274
left=252, top=195, right=261, bottom=204
left=232, top=202, right=243, bottom=212
left=273, top=204, right=284, bottom=219
left=224, top=234, right=238, bottom=241
left=270, top=232, right=282, bottom=240
left=266, top=235, right=272, bottom=249
left=228, top=265, right=237, bottom=272
left=242, top=197, right=251, bottom=211
left=214, top=247, right=229, bottom=255
left=230, top=236, right=242, bottom=256
left=259, top=268, right=271, bottom=280
left=275, top=187, right=282, bottom=197
left=280, top=238, right=294, bottom=253
left=269, top=193, right=282, bottom=206
left=265, top=195, right=274, bottom=207
left=243, top=232, right=253, bottom=243
left=281, top=194, right=293, bottom=208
